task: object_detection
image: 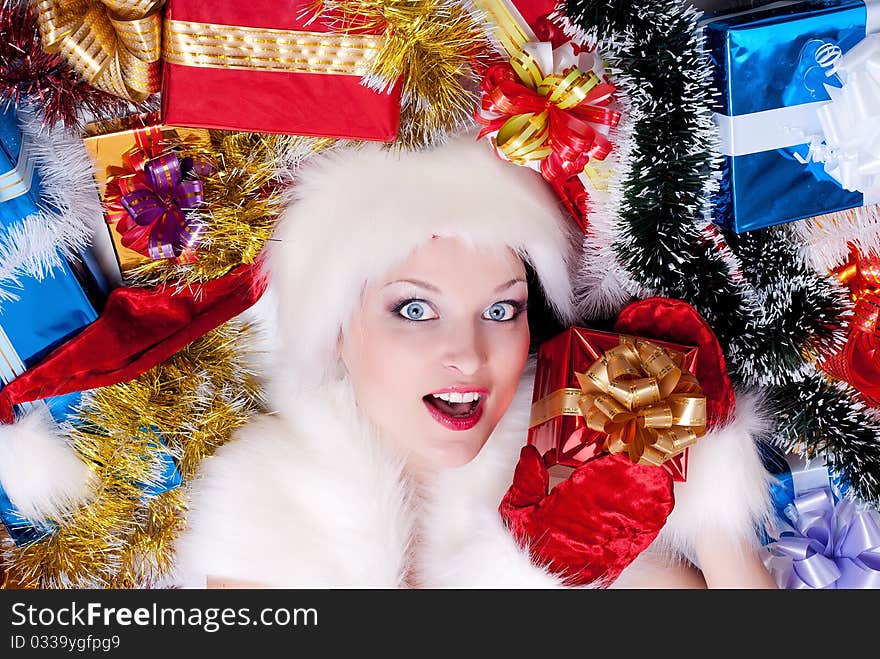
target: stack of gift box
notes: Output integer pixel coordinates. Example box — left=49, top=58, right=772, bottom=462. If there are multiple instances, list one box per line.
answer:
left=84, top=0, right=403, bottom=281
left=0, top=104, right=104, bottom=545
left=0, top=103, right=183, bottom=546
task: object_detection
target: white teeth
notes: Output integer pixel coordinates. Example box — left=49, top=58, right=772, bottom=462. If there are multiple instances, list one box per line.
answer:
left=432, top=392, right=481, bottom=404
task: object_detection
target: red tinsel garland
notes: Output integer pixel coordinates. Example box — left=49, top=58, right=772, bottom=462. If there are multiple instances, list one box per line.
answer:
left=0, top=0, right=131, bottom=127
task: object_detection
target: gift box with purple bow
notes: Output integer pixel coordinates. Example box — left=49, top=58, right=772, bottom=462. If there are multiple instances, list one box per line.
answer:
left=83, top=113, right=213, bottom=277
left=762, top=447, right=880, bottom=589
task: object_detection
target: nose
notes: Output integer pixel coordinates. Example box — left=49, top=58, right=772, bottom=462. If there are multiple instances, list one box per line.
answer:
left=441, top=320, right=486, bottom=376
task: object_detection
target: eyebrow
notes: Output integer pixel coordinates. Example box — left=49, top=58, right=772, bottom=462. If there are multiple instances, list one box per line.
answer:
left=382, top=277, right=526, bottom=294
left=494, top=277, right=527, bottom=293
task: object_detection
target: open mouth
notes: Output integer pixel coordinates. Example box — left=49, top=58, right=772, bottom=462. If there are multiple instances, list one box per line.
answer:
left=422, top=390, right=486, bottom=431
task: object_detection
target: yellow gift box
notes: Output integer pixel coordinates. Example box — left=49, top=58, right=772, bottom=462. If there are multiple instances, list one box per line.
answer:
left=83, top=113, right=211, bottom=276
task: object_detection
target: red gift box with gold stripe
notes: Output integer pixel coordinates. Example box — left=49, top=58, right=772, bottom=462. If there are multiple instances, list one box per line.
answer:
left=160, top=0, right=401, bottom=139
left=529, top=327, right=704, bottom=483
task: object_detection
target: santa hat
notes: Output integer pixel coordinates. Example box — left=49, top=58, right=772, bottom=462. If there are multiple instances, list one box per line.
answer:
left=264, top=132, right=580, bottom=388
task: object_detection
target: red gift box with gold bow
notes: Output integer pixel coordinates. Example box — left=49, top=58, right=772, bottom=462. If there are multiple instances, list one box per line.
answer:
left=160, top=0, right=401, bottom=139
left=528, top=327, right=706, bottom=482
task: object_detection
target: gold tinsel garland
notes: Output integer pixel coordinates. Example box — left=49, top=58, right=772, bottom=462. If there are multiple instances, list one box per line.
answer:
left=317, top=0, right=491, bottom=149
left=0, top=321, right=263, bottom=588
left=125, top=131, right=335, bottom=288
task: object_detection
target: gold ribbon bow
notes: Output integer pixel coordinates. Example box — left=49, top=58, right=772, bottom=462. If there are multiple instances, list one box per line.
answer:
left=35, top=0, right=164, bottom=102
left=576, top=339, right=707, bottom=467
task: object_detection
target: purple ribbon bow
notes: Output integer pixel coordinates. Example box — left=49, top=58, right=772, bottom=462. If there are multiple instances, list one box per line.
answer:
left=120, top=153, right=213, bottom=260
left=770, top=487, right=880, bottom=589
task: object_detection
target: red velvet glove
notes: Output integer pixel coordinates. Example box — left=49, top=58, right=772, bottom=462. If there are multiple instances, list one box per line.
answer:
left=500, top=445, right=675, bottom=586
left=615, top=297, right=735, bottom=427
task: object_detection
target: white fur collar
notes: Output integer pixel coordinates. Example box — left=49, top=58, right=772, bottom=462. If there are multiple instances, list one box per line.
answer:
left=169, top=359, right=772, bottom=588
left=170, top=361, right=564, bottom=588
left=170, top=378, right=411, bottom=587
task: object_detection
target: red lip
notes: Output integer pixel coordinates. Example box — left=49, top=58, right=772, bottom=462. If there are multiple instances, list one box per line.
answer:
left=423, top=396, right=485, bottom=431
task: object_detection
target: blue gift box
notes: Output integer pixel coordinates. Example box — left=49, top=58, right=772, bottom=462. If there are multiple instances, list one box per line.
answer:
left=0, top=105, right=102, bottom=424
left=1, top=106, right=104, bottom=544
left=0, top=107, right=181, bottom=546
left=759, top=441, right=847, bottom=533
left=703, top=0, right=880, bottom=233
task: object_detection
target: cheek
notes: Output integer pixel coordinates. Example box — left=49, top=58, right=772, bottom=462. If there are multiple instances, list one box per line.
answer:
left=356, top=326, right=437, bottom=380
left=486, top=322, right=531, bottom=405
left=343, top=324, right=433, bottom=426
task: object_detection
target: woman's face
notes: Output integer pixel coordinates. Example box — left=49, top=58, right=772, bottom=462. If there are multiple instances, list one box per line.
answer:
left=339, top=237, right=531, bottom=478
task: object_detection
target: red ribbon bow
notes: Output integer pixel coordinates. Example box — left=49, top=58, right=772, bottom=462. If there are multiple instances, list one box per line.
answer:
left=477, top=61, right=619, bottom=178
left=476, top=47, right=619, bottom=230
left=822, top=246, right=880, bottom=406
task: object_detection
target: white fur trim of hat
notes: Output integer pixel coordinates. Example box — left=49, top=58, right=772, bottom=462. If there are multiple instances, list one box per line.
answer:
left=265, top=132, right=580, bottom=388
left=0, top=406, right=94, bottom=523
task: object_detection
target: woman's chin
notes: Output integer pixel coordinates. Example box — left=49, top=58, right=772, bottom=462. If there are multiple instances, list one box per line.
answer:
left=426, top=432, right=493, bottom=470
left=381, top=418, right=498, bottom=476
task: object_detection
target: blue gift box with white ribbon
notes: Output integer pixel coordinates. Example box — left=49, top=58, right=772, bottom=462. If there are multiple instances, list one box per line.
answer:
left=0, top=107, right=180, bottom=546
left=0, top=106, right=102, bottom=544
left=703, top=0, right=880, bottom=233
left=0, top=105, right=102, bottom=425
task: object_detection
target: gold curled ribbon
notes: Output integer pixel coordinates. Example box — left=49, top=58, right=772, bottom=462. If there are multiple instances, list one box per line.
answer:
left=577, top=339, right=707, bottom=467
left=34, top=0, right=163, bottom=102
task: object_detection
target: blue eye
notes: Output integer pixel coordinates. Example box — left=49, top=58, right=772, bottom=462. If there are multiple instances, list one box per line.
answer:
left=483, top=301, right=522, bottom=322
left=395, top=300, right=437, bottom=321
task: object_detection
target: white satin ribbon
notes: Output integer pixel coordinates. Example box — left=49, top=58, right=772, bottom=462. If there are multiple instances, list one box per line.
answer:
left=0, top=138, right=35, bottom=203
left=812, top=33, right=880, bottom=194
left=0, top=325, right=26, bottom=385
left=0, top=325, right=38, bottom=416
left=713, top=101, right=827, bottom=156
